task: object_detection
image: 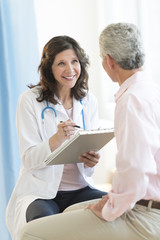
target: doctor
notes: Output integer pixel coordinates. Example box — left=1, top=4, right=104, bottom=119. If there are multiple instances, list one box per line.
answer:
left=6, top=36, right=106, bottom=240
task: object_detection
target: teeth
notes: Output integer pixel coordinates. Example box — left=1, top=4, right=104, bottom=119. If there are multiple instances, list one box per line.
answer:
left=64, top=76, right=74, bottom=79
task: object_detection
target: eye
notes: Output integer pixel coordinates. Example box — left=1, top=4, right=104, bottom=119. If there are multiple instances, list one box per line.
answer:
left=58, top=62, right=65, bottom=66
left=72, top=59, right=79, bottom=64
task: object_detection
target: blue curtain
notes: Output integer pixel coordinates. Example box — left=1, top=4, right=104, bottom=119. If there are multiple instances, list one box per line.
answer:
left=0, top=0, right=39, bottom=239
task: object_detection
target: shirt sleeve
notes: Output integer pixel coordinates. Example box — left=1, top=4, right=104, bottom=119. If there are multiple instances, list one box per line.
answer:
left=16, top=92, right=51, bottom=170
left=102, top=94, right=158, bottom=221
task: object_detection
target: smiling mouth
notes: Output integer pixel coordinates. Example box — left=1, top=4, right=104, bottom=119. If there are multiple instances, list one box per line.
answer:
left=63, top=75, right=76, bottom=80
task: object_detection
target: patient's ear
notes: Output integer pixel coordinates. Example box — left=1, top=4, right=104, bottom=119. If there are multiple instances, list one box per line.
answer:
left=106, top=54, right=115, bottom=70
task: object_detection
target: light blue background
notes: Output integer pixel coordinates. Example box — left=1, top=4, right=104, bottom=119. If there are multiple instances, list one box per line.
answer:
left=0, top=0, right=39, bottom=239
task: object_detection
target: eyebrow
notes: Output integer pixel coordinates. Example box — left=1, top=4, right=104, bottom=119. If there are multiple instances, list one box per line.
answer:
left=56, top=56, right=79, bottom=62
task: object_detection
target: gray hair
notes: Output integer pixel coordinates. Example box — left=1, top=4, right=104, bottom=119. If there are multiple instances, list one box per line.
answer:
left=99, top=23, right=145, bottom=69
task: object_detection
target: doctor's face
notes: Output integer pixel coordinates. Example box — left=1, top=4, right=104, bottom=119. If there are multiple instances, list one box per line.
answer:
left=51, top=49, right=81, bottom=90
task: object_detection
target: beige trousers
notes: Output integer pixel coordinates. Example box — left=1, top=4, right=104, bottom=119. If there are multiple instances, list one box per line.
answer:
left=20, top=199, right=160, bottom=240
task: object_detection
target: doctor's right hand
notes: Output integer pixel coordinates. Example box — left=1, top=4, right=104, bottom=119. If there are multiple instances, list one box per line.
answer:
left=49, top=119, right=76, bottom=152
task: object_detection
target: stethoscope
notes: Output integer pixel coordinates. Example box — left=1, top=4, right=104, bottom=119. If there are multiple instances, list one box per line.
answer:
left=41, top=100, right=86, bottom=130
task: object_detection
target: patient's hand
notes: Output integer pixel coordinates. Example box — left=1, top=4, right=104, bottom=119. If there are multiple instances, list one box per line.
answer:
left=79, top=151, right=100, bottom=168
left=87, top=195, right=109, bottom=220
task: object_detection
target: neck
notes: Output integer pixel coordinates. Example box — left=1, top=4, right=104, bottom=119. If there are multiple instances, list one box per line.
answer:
left=58, top=88, right=73, bottom=109
left=117, top=67, right=143, bottom=86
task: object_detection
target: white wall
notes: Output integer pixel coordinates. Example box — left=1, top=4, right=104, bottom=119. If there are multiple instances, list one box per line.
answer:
left=34, top=0, right=160, bottom=116
left=34, top=0, right=118, bottom=117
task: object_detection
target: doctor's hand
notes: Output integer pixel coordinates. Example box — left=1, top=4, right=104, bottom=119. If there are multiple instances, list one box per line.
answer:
left=79, top=151, right=100, bottom=168
left=49, top=119, right=76, bottom=152
left=58, top=119, right=76, bottom=138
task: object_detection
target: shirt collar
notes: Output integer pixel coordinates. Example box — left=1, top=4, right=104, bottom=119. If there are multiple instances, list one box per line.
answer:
left=114, top=71, right=145, bottom=103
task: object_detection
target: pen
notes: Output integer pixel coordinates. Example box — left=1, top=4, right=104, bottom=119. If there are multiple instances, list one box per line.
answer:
left=60, top=121, right=81, bottom=129
left=74, top=125, right=81, bottom=128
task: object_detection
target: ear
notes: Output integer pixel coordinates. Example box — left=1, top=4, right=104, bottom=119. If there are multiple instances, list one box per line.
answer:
left=106, top=54, right=115, bottom=70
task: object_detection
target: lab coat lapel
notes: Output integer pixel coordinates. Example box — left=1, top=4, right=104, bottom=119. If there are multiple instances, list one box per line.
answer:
left=54, top=104, right=67, bottom=119
left=47, top=96, right=85, bottom=125
left=72, top=98, right=83, bottom=127
left=52, top=96, right=68, bottom=121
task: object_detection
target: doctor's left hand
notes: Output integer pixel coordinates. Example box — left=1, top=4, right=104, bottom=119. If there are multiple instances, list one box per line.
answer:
left=79, top=151, right=100, bottom=168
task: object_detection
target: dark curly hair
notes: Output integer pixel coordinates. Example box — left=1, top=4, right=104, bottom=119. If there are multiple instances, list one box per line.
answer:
left=29, top=36, right=89, bottom=104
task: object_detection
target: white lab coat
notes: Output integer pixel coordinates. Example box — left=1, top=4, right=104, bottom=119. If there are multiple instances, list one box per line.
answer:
left=6, top=86, right=99, bottom=240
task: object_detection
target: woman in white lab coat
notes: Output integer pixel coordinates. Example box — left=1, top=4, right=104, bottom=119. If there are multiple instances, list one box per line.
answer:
left=6, top=36, right=106, bottom=240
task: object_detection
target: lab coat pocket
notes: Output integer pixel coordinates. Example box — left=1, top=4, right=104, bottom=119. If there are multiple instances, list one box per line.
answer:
left=31, top=165, right=54, bottom=182
left=30, top=172, right=51, bottom=197
left=30, top=165, right=63, bottom=197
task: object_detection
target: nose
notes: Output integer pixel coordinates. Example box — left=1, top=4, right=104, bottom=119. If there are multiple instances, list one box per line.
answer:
left=65, top=63, right=74, bottom=73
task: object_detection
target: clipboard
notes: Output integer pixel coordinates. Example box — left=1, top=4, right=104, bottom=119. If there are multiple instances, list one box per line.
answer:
left=45, top=128, right=114, bottom=165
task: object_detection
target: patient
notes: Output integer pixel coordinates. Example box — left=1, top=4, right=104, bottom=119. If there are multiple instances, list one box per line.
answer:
left=20, top=23, right=160, bottom=240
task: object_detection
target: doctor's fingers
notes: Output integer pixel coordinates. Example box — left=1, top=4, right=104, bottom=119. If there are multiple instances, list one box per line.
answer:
left=60, top=119, right=76, bottom=128
left=79, top=154, right=99, bottom=167
left=87, top=151, right=100, bottom=160
left=63, top=129, right=75, bottom=137
left=81, top=151, right=100, bottom=162
left=58, top=121, right=76, bottom=131
left=59, top=125, right=75, bottom=137
left=80, top=158, right=97, bottom=168
left=63, top=124, right=76, bottom=133
left=56, top=125, right=68, bottom=139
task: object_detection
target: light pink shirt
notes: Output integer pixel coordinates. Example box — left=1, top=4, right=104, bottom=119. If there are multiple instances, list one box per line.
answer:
left=58, top=108, right=88, bottom=190
left=102, top=71, right=160, bottom=221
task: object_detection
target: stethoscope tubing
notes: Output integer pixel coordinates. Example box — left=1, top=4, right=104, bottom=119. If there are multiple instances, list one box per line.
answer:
left=41, top=100, right=85, bottom=130
left=80, top=99, right=85, bottom=130
left=41, top=101, right=57, bottom=119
